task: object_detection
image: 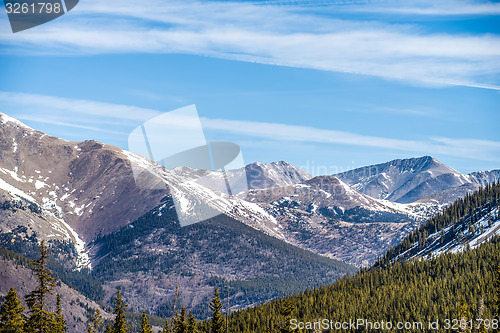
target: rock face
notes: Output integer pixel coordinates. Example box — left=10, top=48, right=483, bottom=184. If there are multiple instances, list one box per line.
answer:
left=244, top=175, right=430, bottom=266
left=248, top=175, right=403, bottom=211
left=335, top=156, right=497, bottom=204
left=91, top=206, right=355, bottom=318
left=187, top=160, right=312, bottom=196
left=468, top=170, right=500, bottom=186
left=242, top=161, right=313, bottom=190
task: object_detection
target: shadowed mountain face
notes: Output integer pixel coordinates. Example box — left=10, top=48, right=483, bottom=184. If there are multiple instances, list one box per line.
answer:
left=0, top=112, right=496, bottom=322
left=90, top=203, right=355, bottom=317
left=335, top=156, right=497, bottom=204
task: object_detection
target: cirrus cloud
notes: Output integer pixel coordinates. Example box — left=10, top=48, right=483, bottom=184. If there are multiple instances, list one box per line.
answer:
left=1, top=0, right=499, bottom=90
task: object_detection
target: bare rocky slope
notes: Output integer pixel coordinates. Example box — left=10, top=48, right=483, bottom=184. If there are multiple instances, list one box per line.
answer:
left=0, top=113, right=169, bottom=248
left=0, top=112, right=428, bottom=269
left=244, top=175, right=431, bottom=266
left=335, top=156, right=498, bottom=204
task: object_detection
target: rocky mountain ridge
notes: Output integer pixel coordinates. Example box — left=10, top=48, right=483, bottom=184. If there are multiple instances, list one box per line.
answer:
left=336, top=155, right=498, bottom=204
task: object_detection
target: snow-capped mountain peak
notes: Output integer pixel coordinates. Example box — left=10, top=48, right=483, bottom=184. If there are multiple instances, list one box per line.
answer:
left=335, top=156, right=492, bottom=204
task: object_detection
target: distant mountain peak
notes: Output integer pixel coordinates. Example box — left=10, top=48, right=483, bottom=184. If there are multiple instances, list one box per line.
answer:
left=336, top=156, right=473, bottom=204
left=242, top=160, right=312, bottom=190
left=246, top=160, right=305, bottom=170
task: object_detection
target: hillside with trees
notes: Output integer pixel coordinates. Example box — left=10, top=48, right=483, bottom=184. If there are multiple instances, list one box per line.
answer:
left=377, top=180, right=500, bottom=266
left=221, top=236, right=500, bottom=332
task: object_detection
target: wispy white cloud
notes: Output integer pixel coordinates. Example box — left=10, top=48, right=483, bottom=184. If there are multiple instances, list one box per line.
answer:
left=342, top=0, right=500, bottom=15
left=1, top=91, right=498, bottom=163
left=0, top=92, right=160, bottom=124
left=1, top=0, right=499, bottom=90
left=14, top=115, right=128, bottom=135
left=260, top=0, right=500, bottom=15
left=278, top=0, right=500, bottom=15
left=201, top=117, right=500, bottom=162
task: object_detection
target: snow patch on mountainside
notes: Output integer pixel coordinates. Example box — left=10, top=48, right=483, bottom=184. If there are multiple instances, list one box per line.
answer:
left=0, top=168, right=23, bottom=182
left=228, top=199, right=285, bottom=240
left=399, top=207, right=500, bottom=262
left=0, top=112, right=35, bottom=131
left=381, top=200, right=444, bottom=220
left=12, top=138, right=18, bottom=153
left=437, top=207, right=499, bottom=256
left=0, top=166, right=91, bottom=270
left=60, top=218, right=91, bottom=270
left=121, top=149, right=159, bottom=171
left=0, top=177, right=37, bottom=202
left=35, top=180, right=47, bottom=190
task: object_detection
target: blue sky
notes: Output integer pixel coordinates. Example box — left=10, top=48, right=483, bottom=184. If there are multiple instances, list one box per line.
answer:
left=0, top=0, right=499, bottom=175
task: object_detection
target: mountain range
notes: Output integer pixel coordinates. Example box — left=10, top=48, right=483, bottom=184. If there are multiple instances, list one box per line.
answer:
left=335, top=155, right=499, bottom=204
left=0, top=112, right=498, bottom=328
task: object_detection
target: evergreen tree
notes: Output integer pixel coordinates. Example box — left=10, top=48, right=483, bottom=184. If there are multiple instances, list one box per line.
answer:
left=217, top=236, right=500, bottom=333
left=139, top=311, right=152, bottom=333
left=0, top=287, right=25, bottom=333
left=173, top=307, right=187, bottom=333
left=54, top=293, right=66, bottom=333
left=86, top=308, right=102, bottom=333
left=458, top=297, right=471, bottom=333
left=25, top=240, right=57, bottom=333
left=209, top=289, right=224, bottom=333
left=495, top=265, right=500, bottom=318
left=111, top=289, right=129, bottom=333
left=104, top=324, right=112, bottom=333
left=186, top=311, right=198, bottom=333
left=161, top=319, right=171, bottom=333
left=279, top=300, right=295, bottom=333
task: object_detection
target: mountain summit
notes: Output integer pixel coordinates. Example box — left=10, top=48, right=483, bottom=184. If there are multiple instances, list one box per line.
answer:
left=335, top=156, right=496, bottom=204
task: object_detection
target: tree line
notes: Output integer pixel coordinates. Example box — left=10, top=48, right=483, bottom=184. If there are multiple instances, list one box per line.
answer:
left=3, top=236, right=499, bottom=333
